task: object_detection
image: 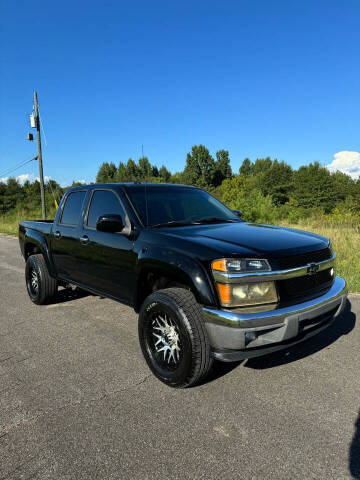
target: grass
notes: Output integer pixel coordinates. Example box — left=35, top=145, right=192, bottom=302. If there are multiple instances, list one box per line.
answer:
left=0, top=207, right=56, bottom=236
left=0, top=219, right=18, bottom=236
left=1, top=211, right=359, bottom=292
left=282, top=220, right=360, bottom=293
left=0, top=211, right=40, bottom=236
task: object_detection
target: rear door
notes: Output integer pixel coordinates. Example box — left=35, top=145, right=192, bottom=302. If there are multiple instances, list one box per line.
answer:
left=76, top=188, right=137, bottom=303
left=51, top=189, right=88, bottom=282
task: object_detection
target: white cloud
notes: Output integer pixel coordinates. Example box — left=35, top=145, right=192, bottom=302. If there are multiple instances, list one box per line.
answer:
left=0, top=173, right=51, bottom=185
left=17, top=173, right=37, bottom=184
left=326, top=151, right=360, bottom=179
left=59, top=179, right=87, bottom=188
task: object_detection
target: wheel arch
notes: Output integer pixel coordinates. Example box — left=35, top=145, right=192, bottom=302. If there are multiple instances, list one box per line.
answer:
left=134, top=249, right=216, bottom=312
left=23, top=230, right=56, bottom=278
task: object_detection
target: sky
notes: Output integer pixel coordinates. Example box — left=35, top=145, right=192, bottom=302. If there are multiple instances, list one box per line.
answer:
left=0, top=0, right=359, bottom=186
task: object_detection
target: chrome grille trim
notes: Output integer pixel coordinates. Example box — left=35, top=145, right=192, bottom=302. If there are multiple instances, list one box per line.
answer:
left=212, top=253, right=336, bottom=284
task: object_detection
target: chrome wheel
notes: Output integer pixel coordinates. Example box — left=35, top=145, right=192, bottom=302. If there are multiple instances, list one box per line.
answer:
left=31, top=269, right=39, bottom=293
left=25, top=254, right=58, bottom=305
left=151, top=313, right=182, bottom=366
left=139, top=289, right=213, bottom=388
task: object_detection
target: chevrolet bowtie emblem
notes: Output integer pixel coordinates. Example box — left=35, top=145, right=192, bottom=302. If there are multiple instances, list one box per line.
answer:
left=307, top=263, right=320, bottom=275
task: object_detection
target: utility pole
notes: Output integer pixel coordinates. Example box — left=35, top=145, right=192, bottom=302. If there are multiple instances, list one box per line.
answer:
left=33, top=92, right=46, bottom=219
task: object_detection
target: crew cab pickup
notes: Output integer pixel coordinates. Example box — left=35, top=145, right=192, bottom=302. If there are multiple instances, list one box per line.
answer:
left=19, top=183, right=347, bottom=387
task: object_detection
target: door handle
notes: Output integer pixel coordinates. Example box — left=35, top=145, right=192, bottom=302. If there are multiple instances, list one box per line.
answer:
left=54, top=231, right=61, bottom=239
left=80, top=235, right=89, bottom=245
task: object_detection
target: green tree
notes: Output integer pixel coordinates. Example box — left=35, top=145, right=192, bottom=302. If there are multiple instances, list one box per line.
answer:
left=183, top=144, right=215, bottom=187
left=116, top=162, right=128, bottom=181
left=239, top=158, right=254, bottom=176
left=354, top=179, right=360, bottom=211
left=0, top=182, right=6, bottom=213
left=214, top=150, right=232, bottom=186
left=151, top=165, right=159, bottom=177
left=220, top=176, right=277, bottom=223
left=253, top=157, right=272, bottom=175
left=159, top=165, right=171, bottom=182
left=125, top=158, right=139, bottom=181
left=3, top=178, right=23, bottom=212
left=169, top=172, right=185, bottom=184
left=21, top=179, right=41, bottom=211
left=96, top=162, right=117, bottom=183
left=331, top=171, right=356, bottom=204
left=138, top=157, right=152, bottom=179
left=260, top=160, right=293, bottom=205
left=292, top=162, right=335, bottom=212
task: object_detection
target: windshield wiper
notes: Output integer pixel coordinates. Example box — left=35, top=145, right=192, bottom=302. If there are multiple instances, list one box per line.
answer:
left=149, top=220, right=200, bottom=229
left=149, top=217, right=238, bottom=228
left=191, top=217, right=238, bottom=224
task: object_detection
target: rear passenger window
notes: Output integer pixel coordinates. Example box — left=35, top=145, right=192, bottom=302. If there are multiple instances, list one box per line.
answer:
left=87, top=190, right=124, bottom=228
left=60, top=191, right=86, bottom=226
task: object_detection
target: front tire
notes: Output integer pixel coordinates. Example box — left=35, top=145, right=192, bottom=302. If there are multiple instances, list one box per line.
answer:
left=138, top=288, right=213, bottom=388
left=25, top=254, right=57, bottom=305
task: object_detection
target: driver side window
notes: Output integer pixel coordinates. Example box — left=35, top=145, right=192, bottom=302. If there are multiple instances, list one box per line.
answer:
left=87, top=190, right=125, bottom=229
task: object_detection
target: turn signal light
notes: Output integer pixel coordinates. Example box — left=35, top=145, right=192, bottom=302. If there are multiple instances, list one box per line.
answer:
left=212, top=259, right=227, bottom=272
left=216, top=283, right=232, bottom=304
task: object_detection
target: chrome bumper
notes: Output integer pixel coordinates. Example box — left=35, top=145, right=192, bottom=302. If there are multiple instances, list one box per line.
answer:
left=202, top=276, right=347, bottom=360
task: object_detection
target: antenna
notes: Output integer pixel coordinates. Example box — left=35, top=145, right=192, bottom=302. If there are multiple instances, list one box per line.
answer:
left=142, top=144, right=144, bottom=157
left=145, top=183, right=149, bottom=227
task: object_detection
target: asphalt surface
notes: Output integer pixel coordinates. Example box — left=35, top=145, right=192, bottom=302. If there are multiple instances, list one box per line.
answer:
left=0, top=234, right=359, bottom=480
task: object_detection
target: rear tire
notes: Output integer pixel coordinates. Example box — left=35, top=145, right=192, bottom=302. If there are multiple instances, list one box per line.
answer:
left=138, top=288, right=213, bottom=388
left=25, top=254, right=57, bottom=305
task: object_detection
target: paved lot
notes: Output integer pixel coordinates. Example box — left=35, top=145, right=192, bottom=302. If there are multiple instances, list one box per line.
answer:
left=0, top=234, right=359, bottom=480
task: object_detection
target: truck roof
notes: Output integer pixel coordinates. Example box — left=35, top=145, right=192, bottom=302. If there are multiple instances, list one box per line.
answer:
left=68, top=182, right=199, bottom=191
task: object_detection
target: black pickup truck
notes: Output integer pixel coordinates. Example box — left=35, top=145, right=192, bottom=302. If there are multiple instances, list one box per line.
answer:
left=19, top=183, right=347, bottom=387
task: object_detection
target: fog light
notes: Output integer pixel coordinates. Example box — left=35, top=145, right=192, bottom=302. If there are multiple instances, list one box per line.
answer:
left=245, top=331, right=257, bottom=345
left=330, top=268, right=334, bottom=277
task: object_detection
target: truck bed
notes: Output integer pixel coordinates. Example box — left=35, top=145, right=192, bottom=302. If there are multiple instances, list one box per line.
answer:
left=19, top=220, right=54, bottom=235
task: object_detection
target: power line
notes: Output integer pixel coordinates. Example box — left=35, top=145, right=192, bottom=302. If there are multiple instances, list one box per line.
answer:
left=38, top=110, right=48, bottom=147
left=0, top=156, right=38, bottom=178
left=0, top=156, right=37, bottom=178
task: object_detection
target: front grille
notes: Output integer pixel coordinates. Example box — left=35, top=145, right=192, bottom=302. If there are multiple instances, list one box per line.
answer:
left=277, top=268, right=334, bottom=302
left=274, top=247, right=332, bottom=270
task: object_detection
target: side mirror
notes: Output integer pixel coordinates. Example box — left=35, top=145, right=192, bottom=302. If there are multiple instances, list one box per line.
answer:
left=96, top=214, right=124, bottom=233
left=233, top=209, right=242, bottom=218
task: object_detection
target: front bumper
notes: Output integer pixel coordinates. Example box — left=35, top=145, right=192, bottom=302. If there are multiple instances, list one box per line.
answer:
left=202, top=276, right=347, bottom=362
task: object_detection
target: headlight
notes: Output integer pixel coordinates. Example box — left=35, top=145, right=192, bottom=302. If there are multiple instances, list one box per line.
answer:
left=216, top=281, right=278, bottom=307
left=212, top=258, right=271, bottom=273
left=212, top=257, right=277, bottom=307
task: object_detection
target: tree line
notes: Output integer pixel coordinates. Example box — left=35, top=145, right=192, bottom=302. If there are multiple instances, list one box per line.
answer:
left=95, top=145, right=232, bottom=187
left=1, top=144, right=359, bottom=225
left=95, top=145, right=360, bottom=223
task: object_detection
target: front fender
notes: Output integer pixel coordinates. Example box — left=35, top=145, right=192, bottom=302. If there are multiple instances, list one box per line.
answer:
left=135, top=245, right=217, bottom=307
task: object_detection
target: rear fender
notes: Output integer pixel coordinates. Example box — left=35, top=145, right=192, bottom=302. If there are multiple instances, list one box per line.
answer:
left=22, top=228, right=56, bottom=277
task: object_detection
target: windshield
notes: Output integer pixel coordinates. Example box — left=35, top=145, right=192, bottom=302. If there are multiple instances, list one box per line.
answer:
left=124, top=185, right=239, bottom=227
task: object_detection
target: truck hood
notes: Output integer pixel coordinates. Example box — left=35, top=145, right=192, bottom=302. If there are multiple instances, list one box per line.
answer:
left=162, top=222, right=329, bottom=257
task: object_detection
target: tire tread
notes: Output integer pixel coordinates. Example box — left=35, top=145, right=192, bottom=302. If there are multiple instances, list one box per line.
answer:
left=26, top=254, right=57, bottom=304
left=141, top=287, right=213, bottom=387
